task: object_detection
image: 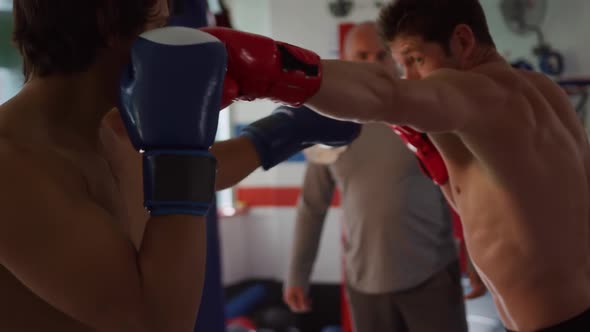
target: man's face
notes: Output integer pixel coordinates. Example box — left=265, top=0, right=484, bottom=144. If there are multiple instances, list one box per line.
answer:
left=389, top=35, right=460, bottom=80
left=344, top=26, right=394, bottom=68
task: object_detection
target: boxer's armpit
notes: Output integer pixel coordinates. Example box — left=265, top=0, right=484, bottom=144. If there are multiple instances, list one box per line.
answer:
left=440, top=182, right=457, bottom=211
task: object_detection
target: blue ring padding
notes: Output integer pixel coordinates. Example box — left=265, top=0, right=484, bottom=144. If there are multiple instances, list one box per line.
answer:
left=225, top=283, right=268, bottom=319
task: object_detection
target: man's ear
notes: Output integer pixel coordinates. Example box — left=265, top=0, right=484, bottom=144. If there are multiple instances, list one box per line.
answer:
left=450, top=24, right=476, bottom=59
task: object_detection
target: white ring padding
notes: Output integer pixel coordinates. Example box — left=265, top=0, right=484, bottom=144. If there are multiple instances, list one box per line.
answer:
left=139, top=26, right=221, bottom=46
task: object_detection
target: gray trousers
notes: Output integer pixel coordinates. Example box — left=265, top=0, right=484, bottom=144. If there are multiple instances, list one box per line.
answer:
left=347, top=260, right=468, bottom=332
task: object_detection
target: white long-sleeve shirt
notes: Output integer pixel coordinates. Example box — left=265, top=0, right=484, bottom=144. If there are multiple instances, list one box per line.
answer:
left=286, top=123, right=458, bottom=294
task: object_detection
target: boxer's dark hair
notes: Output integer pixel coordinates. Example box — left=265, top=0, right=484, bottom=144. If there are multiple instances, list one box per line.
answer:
left=377, top=0, right=495, bottom=54
left=12, top=0, right=159, bottom=81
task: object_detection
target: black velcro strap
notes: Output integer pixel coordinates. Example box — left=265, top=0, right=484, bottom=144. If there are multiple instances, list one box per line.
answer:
left=144, top=153, right=217, bottom=203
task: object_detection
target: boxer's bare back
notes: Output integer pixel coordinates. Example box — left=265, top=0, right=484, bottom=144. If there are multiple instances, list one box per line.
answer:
left=432, top=64, right=590, bottom=331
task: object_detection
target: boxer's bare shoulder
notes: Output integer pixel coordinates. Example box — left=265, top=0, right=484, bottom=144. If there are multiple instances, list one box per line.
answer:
left=0, top=98, right=99, bottom=205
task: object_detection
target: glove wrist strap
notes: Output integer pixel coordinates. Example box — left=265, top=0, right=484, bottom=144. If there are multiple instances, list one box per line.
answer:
left=143, top=151, right=217, bottom=216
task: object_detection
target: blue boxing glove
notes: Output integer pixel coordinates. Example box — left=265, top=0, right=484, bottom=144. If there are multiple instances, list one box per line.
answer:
left=241, top=106, right=361, bottom=170
left=119, top=26, right=226, bottom=216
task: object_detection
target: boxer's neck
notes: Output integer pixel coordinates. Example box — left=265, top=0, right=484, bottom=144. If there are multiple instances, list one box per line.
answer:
left=463, top=46, right=506, bottom=70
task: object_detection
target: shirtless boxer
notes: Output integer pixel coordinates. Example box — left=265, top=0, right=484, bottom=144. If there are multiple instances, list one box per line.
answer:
left=0, top=1, right=358, bottom=331
left=203, top=0, right=590, bottom=330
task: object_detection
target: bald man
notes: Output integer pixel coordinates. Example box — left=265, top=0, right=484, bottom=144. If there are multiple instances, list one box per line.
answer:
left=283, top=22, right=468, bottom=332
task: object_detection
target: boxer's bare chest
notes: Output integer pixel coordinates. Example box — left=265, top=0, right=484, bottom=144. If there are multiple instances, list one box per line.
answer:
left=0, top=265, right=94, bottom=331
left=0, top=147, right=119, bottom=331
left=0, top=110, right=140, bottom=330
left=0, top=135, right=147, bottom=330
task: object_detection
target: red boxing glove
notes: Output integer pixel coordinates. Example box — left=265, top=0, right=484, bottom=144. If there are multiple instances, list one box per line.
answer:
left=200, top=27, right=322, bottom=108
left=391, top=125, right=449, bottom=185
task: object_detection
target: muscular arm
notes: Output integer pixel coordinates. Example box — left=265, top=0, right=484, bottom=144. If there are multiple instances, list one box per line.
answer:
left=286, top=163, right=336, bottom=290
left=211, top=137, right=261, bottom=191
left=0, top=150, right=205, bottom=332
left=307, top=60, right=507, bottom=133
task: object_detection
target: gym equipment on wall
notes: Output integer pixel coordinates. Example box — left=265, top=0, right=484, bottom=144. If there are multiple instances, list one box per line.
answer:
left=500, top=0, right=564, bottom=76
